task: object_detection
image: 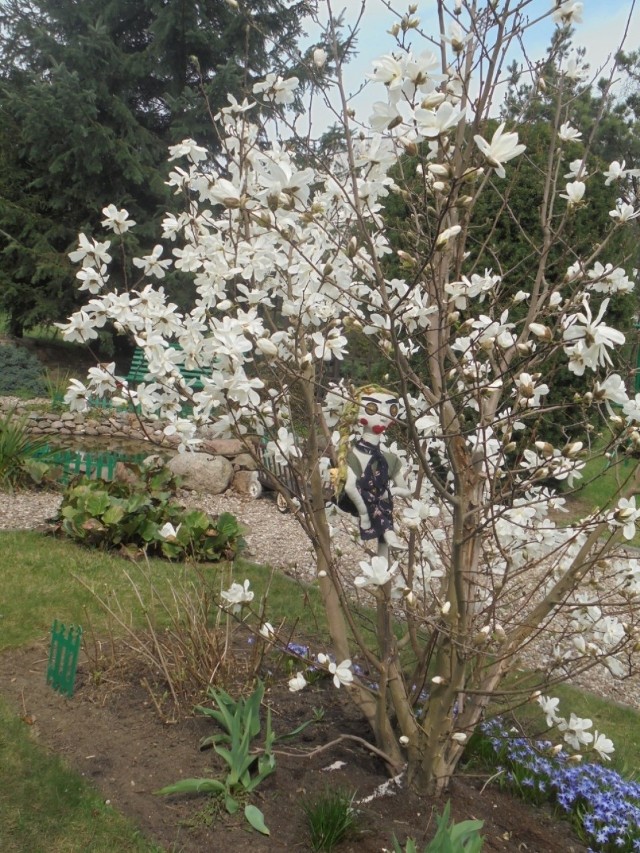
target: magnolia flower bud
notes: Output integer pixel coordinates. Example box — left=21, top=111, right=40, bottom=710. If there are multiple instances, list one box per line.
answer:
left=535, top=441, right=555, bottom=458
left=397, top=250, right=416, bottom=266
left=528, top=323, right=552, bottom=341
left=563, top=441, right=583, bottom=458
left=256, top=338, right=278, bottom=357
left=451, top=732, right=467, bottom=743
left=420, top=92, right=446, bottom=110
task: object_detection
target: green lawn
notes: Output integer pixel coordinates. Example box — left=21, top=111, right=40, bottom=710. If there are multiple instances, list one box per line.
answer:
left=0, top=698, right=163, bottom=853
left=0, top=530, right=328, bottom=852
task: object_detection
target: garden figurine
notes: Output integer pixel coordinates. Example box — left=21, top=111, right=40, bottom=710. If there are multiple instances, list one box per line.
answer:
left=335, top=385, right=411, bottom=557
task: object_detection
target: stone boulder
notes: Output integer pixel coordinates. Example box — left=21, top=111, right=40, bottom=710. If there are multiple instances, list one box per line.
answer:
left=167, top=452, right=233, bottom=494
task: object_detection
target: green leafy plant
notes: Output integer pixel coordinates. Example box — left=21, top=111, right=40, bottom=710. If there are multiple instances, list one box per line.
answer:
left=303, top=787, right=358, bottom=852
left=157, top=681, right=276, bottom=834
left=0, top=343, right=46, bottom=396
left=0, top=407, right=52, bottom=489
left=54, top=460, right=244, bottom=561
left=157, top=680, right=316, bottom=834
left=392, top=801, right=484, bottom=853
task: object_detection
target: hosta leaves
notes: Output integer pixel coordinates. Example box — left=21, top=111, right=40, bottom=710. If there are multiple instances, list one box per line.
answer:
left=55, top=464, right=243, bottom=561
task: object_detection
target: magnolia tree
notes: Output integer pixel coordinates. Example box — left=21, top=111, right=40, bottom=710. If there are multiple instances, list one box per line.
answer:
left=59, top=0, right=640, bottom=793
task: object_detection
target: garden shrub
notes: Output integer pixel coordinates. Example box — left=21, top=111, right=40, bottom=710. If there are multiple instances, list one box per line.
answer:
left=55, top=460, right=245, bottom=561
left=0, top=344, right=46, bottom=396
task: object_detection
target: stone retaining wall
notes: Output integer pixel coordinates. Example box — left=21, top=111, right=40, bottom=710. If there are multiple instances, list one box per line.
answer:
left=0, top=397, right=261, bottom=497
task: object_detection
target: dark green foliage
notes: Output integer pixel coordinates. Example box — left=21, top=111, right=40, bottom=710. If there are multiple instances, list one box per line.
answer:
left=0, top=344, right=46, bottom=396
left=302, top=787, right=358, bottom=852
left=55, top=460, right=245, bottom=561
left=0, top=0, right=310, bottom=335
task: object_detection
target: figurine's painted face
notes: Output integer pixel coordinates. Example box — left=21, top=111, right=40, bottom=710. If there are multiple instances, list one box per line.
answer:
left=358, top=392, right=399, bottom=436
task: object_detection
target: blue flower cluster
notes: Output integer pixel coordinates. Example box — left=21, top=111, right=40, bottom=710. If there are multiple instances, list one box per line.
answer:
left=481, top=719, right=640, bottom=852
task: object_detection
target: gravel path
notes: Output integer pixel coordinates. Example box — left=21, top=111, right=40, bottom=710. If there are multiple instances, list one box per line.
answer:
left=0, top=487, right=368, bottom=583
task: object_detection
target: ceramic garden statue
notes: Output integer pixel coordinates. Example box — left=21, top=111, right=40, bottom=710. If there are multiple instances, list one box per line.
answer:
left=336, top=385, right=411, bottom=557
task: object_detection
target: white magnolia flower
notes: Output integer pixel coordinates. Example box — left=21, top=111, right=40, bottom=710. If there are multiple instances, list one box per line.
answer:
left=564, top=54, right=586, bottom=81
left=260, top=622, right=275, bottom=640
left=69, top=233, right=112, bottom=268
left=594, top=373, right=628, bottom=407
left=592, top=731, right=615, bottom=761
left=613, top=497, right=640, bottom=540
left=354, top=555, right=398, bottom=588
left=552, top=1, right=583, bottom=26
left=560, top=180, right=585, bottom=207
left=402, top=499, right=439, bottom=528
left=559, top=713, right=594, bottom=750
left=220, top=579, right=254, bottom=613
left=101, top=204, right=136, bottom=234
left=158, top=522, right=181, bottom=541
left=76, top=265, right=108, bottom=294
left=558, top=122, right=582, bottom=143
left=564, top=158, right=587, bottom=179
left=168, top=138, right=208, bottom=163
left=563, top=297, right=625, bottom=373
left=603, top=159, right=640, bottom=185
left=369, top=101, right=402, bottom=133
left=609, top=202, right=640, bottom=223
left=288, top=672, right=308, bottom=692
left=267, top=427, right=302, bottom=464
left=253, top=73, right=299, bottom=105
left=515, top=372, right=550, bottom=408
left=414, top=101, right=465, bottom=139
left=56, top=310, right=99, bottom=343
left=63, top=378, right=90, bottom=412
left=474, top=123, right=526, bottom=178
left=329, top=659, right=353, bottom=688
left=313, top=47, right=327, bottom=68
left=537, top=695, right=561, bottom=727
left=132, top=245, right=172, bottom=279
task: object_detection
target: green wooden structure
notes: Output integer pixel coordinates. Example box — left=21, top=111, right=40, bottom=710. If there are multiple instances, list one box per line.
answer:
left=34, top=446, right=147, bottom=483
left=46, top=620, right=82, bottom=698
left=126, top=344, right=207, bottom=390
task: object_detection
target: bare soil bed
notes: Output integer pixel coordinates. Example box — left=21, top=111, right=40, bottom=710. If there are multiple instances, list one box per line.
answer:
left=0, top=641, right=586, bottom=853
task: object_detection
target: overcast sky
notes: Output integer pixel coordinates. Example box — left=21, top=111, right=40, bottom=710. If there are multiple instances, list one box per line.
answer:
left=301, top=0, right=640, bottom=130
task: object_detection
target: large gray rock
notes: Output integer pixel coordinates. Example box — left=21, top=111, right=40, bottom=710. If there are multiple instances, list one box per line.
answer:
left=167, top=452, right=233, bottom=494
